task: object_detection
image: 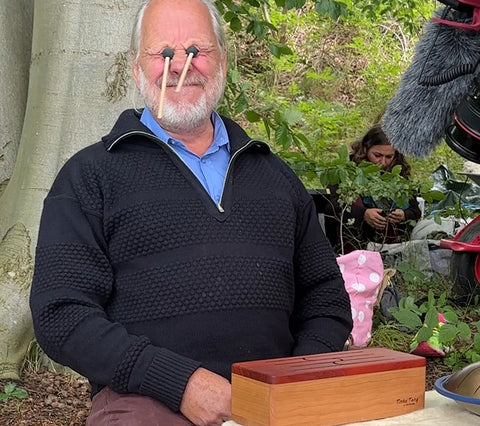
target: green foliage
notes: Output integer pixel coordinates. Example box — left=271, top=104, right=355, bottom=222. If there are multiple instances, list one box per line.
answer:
left=216, top=0, right=458, bottom=185
left=0, top=382, right=28, bottom=402
left=388, top=290, right=480, bottom=369
left=395, top=261, right=429, bottom=289
left=358, top=0, right=434, bottom=34
left=310, top=145, right=444, bottom=252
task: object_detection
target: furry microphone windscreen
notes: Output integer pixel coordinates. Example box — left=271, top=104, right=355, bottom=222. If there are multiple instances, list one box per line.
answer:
left=382, top=7, right=480, bottom=158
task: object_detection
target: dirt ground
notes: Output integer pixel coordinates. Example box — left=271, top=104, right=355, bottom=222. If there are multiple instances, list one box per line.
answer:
left=0, top=370, right=90, bottom=426
left=0, top=358, right=452, bottom=425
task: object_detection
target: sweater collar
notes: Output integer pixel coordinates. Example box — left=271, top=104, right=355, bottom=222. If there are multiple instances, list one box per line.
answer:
left=102, top=108, right=270, bottom=155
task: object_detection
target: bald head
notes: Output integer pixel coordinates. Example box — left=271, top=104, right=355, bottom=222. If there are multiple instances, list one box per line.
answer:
left=130, top=0, right=226, bottom=60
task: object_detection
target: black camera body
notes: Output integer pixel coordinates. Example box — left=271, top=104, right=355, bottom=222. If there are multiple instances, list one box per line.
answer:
left=446, top=76, right=480, bottom=163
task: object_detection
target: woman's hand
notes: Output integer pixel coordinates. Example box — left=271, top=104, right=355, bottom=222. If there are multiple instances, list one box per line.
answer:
left=387, top=208, right=405, bottom=224
left=363, top=208, right=387, bottom=230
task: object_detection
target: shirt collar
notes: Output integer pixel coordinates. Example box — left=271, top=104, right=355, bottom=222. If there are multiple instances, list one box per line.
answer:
left=140, top=107, right=229, bottom=152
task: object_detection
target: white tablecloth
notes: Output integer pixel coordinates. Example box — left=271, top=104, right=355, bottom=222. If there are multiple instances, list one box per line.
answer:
left=223, top=390, right=479, bottom=425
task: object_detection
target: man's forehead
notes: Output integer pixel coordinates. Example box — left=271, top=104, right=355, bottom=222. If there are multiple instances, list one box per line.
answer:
left=143, top=0, right=211, bottom=26
left=140, top=1, right=215, bottom=44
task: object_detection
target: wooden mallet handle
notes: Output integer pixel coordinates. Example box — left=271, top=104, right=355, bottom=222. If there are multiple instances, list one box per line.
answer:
left=157, top=48, right=174, bottom=119
left=175, top=46, right=199, bottom=93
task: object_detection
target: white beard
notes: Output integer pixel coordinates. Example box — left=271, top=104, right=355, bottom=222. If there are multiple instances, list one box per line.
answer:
left=137, top=64, right=225, bottom=132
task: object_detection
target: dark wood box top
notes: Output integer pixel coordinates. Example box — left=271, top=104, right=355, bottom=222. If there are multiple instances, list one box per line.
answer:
left=231, top=347, right=426, bottom=385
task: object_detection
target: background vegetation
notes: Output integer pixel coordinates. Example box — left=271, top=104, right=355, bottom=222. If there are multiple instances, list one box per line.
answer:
left=217, top=0, right=466, bottom=184
left=214, top=0, right=479, bottom=375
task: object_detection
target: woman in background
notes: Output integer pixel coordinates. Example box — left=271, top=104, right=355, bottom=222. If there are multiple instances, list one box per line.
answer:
left=324, top=124, right=422, bottom=253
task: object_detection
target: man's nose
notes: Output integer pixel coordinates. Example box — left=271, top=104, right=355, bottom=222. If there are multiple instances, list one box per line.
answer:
left=168, top=53, right=189, bottom=74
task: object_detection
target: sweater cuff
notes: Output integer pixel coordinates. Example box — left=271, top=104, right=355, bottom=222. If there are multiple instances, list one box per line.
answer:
left=139, top=348, right=201, bottom=412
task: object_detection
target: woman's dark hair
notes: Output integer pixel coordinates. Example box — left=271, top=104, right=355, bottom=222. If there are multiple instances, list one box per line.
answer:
left=350, top=124, right=412, bottom=178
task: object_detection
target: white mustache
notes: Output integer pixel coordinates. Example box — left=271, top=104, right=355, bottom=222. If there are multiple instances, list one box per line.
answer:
left=157, top=76, right=206, bottom=88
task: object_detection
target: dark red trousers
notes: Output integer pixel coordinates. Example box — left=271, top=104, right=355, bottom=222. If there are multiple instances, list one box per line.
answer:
left=86, top=387, right=194, bottom=425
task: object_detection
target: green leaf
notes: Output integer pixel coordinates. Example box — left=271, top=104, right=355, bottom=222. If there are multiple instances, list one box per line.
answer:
left=1, top=382, right=27, bottom=401
left=390, top=164, right=402, bottom=176
left=11, top=388, right=28, bottom=399
left=422, top=190, right=445, bottom=203
left=315, top=0, right=348, bottom=20
left=275, top=123, right=292, bottom=149
left=416, top=326, right=433, bottom=343
left=293, top=132, right=313, bottom=151
left=246, top=20, right=277, bottom=40
left=438, top=324, right=458, bottom=344
left=4, top=383, right=16, bottom=394
left=473, top=333, right=480, bottom=351
left=457, top=322, right=472, bottom=340
left=224, top=11, right=237, bottom=22
left=391, top=309, right=423, bottom=330
left=262, top=117, right=271, bottom=140
left=268, top=43, right=293, bottom=58
left=228, top=17, right=242, bottom=32
left=281, top=108, right=302, bottom=126
left=443, top=310, right=457, bottom=324
left=245, top=110, right=261, bottom=123
left=424, top=307, right=439, bottom=329
left=234, top=92, right=249, bottom=113
left=243, top=0, right=261, bottom=6
left=285, top=0, right=307, bottom=10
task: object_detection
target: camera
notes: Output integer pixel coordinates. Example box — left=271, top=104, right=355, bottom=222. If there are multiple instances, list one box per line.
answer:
left=445, top=75, right=480, bottom=164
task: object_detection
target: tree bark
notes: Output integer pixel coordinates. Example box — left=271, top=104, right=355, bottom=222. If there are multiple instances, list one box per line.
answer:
left=0, top=1, right=34, bottom=197
left=0, top=0, right=142, bottom=379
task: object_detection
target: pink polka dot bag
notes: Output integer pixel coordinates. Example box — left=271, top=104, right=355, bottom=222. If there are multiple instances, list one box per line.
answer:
left=337, top=250, right=389, bottom=348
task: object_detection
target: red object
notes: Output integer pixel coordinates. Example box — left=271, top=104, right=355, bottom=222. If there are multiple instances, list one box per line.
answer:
left=433, top=1, right=480, bottom=31
left=411, top=341, right=446, bottom=358
left=231, top=347, right=425, bottom=385
left=440, top=215, right=480, bottom=252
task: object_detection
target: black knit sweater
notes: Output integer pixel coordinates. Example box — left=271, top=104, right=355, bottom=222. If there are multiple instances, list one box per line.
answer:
left=30, top=109, right=352, bottom=412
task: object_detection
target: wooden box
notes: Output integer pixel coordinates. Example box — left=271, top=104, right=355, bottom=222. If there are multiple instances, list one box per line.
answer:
left=231, top=347, right=426, bottom=426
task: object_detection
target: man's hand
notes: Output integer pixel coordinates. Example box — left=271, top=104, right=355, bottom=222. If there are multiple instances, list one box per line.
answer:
left=387, top=208, right=405, bottom=224
left=180, top=367, right=231, bottom=426
left=363, top=208, right=387, bottom=230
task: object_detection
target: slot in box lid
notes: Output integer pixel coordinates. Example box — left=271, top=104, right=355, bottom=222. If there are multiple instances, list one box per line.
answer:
left=231, top=347, right=426, bottom=385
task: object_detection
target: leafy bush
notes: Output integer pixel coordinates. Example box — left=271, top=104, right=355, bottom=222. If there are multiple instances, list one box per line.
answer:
left=388, top=290, right=480, bottom=369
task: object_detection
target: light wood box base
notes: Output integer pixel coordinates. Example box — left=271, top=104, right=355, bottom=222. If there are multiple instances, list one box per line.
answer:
left=231, top=347, right=426, bottom=426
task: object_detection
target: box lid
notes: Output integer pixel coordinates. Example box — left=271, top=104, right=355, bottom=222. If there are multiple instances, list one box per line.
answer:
left=231, top=347, right=426, bottom=385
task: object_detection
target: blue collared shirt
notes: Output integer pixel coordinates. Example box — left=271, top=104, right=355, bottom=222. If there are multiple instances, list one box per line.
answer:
left=140, top=108, right=230, bottom=204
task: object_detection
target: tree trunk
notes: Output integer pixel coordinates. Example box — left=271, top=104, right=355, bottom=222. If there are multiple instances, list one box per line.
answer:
left=0, top=1, right=34, bottom=197
left=0, top=0, right=142, bottom=379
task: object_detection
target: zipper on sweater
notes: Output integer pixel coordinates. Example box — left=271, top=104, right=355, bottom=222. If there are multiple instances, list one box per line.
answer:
left=217, top=139, right=261, bottom=213
left=108, top=132, right=265, bottom=214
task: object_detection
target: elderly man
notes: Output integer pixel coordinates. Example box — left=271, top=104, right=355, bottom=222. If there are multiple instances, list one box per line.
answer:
left=29, top=0, right=352, bottom=425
